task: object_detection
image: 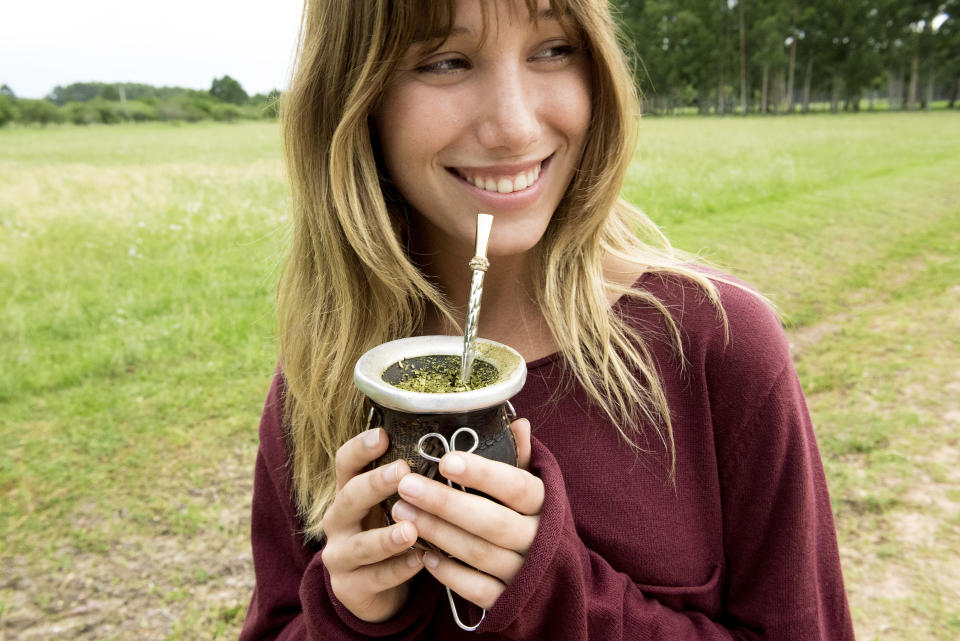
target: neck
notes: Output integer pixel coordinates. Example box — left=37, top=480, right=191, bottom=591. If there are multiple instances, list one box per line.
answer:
left=412, top=240, right=556, bottom=361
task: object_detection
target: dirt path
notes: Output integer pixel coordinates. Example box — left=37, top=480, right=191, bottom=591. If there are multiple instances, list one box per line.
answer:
left=1, top=445, right=256, bottom=641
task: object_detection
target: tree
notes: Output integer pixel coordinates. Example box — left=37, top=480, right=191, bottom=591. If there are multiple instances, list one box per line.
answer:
left=0, top=94, right=17, bottom=126
left=47, top=83, right=102, bottom=105
left=935, top=3, right=960, bottom=107
left=210, top=75, right=248, bottom=105
left=99, top=84, right=121, bottom=101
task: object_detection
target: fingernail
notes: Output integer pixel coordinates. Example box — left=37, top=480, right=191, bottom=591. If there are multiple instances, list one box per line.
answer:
left=424, top=551, right=440, bottom=569
left=382, top=461, right=400, bottom=483
left=398, top=474, right=423, bottom=497
left=392, top=500, right=417, bottom=522
left=363, top=428, right=380, bottom=448
left=407, top=550, right=422, bottom=568
left=391, top=522, right=410, bottom=545
left=442, top=453, right=465, bottom=476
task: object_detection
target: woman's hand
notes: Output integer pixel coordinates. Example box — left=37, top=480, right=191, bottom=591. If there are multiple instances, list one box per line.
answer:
left=391, top=418, right=543, bottom=610
left=320, top=428, right=424, bottom=623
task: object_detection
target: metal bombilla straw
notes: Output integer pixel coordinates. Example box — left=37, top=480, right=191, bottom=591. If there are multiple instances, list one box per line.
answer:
left=460, top=213, right=493, bottom=386
left=442, top=212, right=492, bottom=632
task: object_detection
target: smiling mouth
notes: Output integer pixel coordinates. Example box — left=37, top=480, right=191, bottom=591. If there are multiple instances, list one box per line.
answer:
left=449, top=157, right=550, bottom=194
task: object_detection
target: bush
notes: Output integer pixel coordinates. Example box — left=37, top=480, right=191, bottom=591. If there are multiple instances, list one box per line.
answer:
left=122, top=100, right=158, bottom=122
left=18, top=99, right=64, bottom=125
left=156, top=97, right=207, bottom=122
left=211, top=103, right=244, bottom=122
left=90, top=99, right=127, bottom=124
left=62, top=101, right=101, bottom=125
left=0, top=94, right=18, bottom=126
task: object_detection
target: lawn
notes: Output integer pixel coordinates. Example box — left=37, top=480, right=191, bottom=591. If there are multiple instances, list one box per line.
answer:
left=1, top=113, right=958, bottom=639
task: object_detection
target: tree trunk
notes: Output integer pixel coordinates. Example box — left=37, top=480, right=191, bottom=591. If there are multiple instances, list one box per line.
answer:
left=908, top=51, right=919, bottom=111
left=887, top=68, right=902, bottom=110
left=787, top=38, right=797, bottom=112
left=950, top=74, right=959, bottom=109
left=830, top=75, right=840, bottom=113
left=718, top=57, right=726, bottom=115
left=925, top=64, right=934, bottom=112
left=802, top=56, right=813, bottom=113
left=761, top=63, right=770, bottom=114
left=739, top=0, right=747, bottom=115
left=780, top=67, right=788, bottom=112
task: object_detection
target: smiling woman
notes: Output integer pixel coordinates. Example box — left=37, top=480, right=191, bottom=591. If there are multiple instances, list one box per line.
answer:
left=238, top=0, right=856, bottom=639
left=372, top=1, right=591, bottom=260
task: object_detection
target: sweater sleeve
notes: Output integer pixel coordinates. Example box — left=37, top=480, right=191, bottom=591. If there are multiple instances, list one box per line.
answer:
left=475, top=437, right=743, bottom=640
left=239, top=371, right=441, bottom=641
left=475, top=292, right=853, bottom=640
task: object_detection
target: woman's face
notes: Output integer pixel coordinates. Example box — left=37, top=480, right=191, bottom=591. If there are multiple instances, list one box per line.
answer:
left=373, top=0, right=592, bottom=260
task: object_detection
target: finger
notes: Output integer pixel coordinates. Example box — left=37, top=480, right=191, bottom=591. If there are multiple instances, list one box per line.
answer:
left=323, top=458, right=409, bottom=534
left=392, top=500, right=524, bottom=583
left=423, top=551, right=505, bottom=611
left=322, top=518, right=420, bottom=572
left=335, top=427, right=389, bottom=492
left=396, top=474, right=539, bottom=553
left=334, top=548, right=424, bottom=597
left=509, top=418, right=531, bottom=470
left=439, top=452, right=544, bottom=516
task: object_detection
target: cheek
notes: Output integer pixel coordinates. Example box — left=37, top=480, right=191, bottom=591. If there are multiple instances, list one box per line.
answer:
left=563, top=74, right=592, bottom=145
left=376, top=87, right=464, bottom=174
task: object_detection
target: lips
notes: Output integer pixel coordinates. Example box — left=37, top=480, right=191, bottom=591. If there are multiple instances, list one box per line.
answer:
left=450, top=158, right=547, bottom=194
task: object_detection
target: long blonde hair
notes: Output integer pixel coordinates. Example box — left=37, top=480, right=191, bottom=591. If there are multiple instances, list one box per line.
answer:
left=279, top=0, right=728, bottom=540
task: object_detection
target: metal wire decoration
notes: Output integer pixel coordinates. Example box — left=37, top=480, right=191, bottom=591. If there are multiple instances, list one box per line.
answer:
left=416, top=427, right=485, bottom=631
left=460, top=213, right=493, bottom=385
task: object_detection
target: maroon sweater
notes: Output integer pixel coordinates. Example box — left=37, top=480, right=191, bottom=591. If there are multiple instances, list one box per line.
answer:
left=239, top=273, right=855, bottom=640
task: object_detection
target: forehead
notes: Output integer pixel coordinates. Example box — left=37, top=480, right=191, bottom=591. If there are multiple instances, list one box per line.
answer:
left=410, top=0, right=572, bottom=45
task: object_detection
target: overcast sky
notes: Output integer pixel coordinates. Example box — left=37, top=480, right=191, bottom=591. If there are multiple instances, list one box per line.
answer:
left=0, top=1, right=303, bottom=99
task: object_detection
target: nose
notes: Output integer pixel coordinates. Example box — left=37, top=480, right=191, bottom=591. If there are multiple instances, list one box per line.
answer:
left=475, top=62, right=541, bottom=153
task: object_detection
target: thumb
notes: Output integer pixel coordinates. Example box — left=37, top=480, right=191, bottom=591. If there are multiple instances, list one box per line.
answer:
left=509, top=418, right=532, bottom=470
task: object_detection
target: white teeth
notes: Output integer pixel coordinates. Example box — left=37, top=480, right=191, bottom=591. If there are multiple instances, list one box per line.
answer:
left=460, top=162, right=543, bottom=194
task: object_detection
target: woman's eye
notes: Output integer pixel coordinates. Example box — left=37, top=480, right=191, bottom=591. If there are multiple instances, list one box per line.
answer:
left=415, top=57, right=470, bottom=74
left=533, top=44, right=577, bottom=61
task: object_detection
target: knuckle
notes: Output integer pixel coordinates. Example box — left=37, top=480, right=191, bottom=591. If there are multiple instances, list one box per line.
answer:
left=515, top=474, right=543, bottom=510
left=334, top=441, right=353, bottom=475
left=508, top=469, right=539, bottom=504
left=463, top=536, right=490, bottom=568
left=484, top=510, right=511, bottom=540
left=337, top=479, right=359, bottom=512
left=476, top=579, right=502, bottom=610
left=372, top=557, right=401, bottom=589
left=382, top=525, right=401, bottom=554
left=320, top=542, right=340, bottom=570
left=429, top=483, right=452, bottom=514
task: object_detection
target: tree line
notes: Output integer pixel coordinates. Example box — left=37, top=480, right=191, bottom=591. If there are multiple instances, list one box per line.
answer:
left=0, top=76, right=279, bottom=127
left=618, top=0, right=959, bottom=114
left=2, top=1, right=958, bottom=126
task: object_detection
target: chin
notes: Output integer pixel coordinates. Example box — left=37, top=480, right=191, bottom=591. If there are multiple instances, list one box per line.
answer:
left=484, top=222, right=550, bottom=258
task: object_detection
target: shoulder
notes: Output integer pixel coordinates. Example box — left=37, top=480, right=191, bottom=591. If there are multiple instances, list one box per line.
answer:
left=629, top=266, right=792, bottom=393
left=258, top=366, right=293, bottom=477
left=627, top=267, right=807, bottom=446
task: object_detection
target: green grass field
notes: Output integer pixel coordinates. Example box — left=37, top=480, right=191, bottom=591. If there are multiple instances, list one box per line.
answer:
left=2, top=113, right=959, bottom=639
